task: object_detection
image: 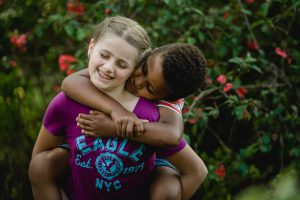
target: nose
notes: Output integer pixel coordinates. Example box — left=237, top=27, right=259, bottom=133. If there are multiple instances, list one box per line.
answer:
left=102, top=60, right=114, bottom=73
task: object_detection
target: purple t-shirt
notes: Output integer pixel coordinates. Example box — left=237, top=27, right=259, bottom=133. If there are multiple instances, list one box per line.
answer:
left=43, top=92, right=184, bottom=199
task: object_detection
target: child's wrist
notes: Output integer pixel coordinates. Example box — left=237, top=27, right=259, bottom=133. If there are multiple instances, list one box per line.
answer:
left=133, top=124, right=144, bottom=137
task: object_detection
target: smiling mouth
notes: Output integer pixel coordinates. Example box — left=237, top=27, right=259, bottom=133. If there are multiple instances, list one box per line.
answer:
left=98, top=69, right=113, bottom=80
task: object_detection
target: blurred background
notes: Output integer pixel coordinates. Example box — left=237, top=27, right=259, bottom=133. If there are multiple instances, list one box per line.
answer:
left=0, top=0, right=299, bottom=199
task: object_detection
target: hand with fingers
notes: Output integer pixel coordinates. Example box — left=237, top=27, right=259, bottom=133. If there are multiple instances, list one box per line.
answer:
left=76, top=110, right=115, bottom=137
left=115, top=116, right=148, bottom=138
left=110, top=108, right=145, bottom=138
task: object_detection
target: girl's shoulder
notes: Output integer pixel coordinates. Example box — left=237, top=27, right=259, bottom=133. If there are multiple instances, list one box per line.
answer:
left=133, top=97, right=159, bottom=122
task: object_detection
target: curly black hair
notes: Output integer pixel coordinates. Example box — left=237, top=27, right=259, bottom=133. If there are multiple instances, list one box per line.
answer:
left=152, top=43, right=207, bottom=100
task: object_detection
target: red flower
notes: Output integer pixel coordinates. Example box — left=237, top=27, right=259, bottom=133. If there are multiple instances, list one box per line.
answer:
left=245, top=0, right=255, bottom=3
left=17, top=34, right=27, bottom=46
left=188, top=118, right=197, bottom=124
left=67, top=1, right=85, bottom=15
left=0, top=0, right=4, bottom=7
left=59, top=54, right=76, bottom=71
left=246, top=39, right=259, bottom=50
left=105, top=8, right=111, bottom=15
left=10, top=33, right=27, bottom=50
left=235, top=87, right=248, bottom=98
left=223, top=83, right=233, bottom=92
left=52, top=85, right=61, bottom=92
left=9, top=60, right=17, bottom=68
left=223, top=12, right=230, bottom=19
left=217, top=75, right=227, bottom=85
left=215, top=164, right=226, bottom=178
left=182, top=108, right=189, bottom=114
left=275, top=47, right=287, bottom=58
left=66, top=68, right=76, bottom=75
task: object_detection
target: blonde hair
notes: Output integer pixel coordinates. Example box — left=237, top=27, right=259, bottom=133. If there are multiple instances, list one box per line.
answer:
left=93, top=16, right=151, bottom=59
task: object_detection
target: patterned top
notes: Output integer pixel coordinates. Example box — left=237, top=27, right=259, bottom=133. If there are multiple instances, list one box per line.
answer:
left=43, top=92, right=184, bottom=200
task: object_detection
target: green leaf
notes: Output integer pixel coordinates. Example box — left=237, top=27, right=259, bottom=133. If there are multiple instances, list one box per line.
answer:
left=239, top=162, right=249, bottom=176
left=250, top=65, right=263, bottom=74
left=48, top=14, right=61, bottom=22
left=190, top=8, right=203, bottom=16
left=260, top=2, right=269, bottom=16
left=197, top=32, right=206, bottom=42
left=253, top=110, right=260, bottom=117
left=205, top=17, right=214, bottom=29
left=229, top=57, right=244, bottom=65
left=241, top=8, right=252, bottom=16
left=64, top=25, right=74, bottom=37
left=163, top=0, right=171, bottom=5
left=76, top=28, right=86, bottom=41
left=230, top=95, right=239, bottom=102
left=244, top=53, right=257, bottom=63
left=234, top=105, right=247, bottom=121
left=261, top=134, right=270, bottom=145
left=187, top=37, right=196, bottom=45
left=289, top=148, right=300, bottom=157
left=208, top=109, right=220, bottom=119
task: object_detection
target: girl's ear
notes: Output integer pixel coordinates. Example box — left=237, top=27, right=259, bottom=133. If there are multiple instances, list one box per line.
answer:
left=88, top=38, right=94, bottom=57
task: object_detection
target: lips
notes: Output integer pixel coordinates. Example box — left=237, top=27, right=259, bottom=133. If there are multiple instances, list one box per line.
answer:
left=98, top=69, right=113, bottom=80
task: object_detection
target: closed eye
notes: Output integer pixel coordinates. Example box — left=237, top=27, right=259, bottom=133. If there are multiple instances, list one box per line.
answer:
left=100, top=53, right=110, bottom=59
left=146, top=84, right=155, bottom=94
left=118, top=62, right=127, bottom=69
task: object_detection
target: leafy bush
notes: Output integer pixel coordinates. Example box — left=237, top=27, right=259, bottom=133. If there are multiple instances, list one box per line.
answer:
left=0, top=0, right=299, bottom=199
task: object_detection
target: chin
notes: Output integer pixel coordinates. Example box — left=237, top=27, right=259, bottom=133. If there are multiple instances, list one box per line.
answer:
left=90, top=79, right=102, bottom=90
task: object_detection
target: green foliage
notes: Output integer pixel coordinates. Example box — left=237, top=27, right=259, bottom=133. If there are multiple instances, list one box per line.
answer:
left=235, top=166, right=300, bottom=200
left=1, top=0, right=300, bottom=199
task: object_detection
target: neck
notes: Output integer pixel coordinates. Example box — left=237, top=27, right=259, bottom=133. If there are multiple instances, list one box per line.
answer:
left=101, top=85, right=126, bottom=103
left=100, top=86, right=139, bottom=111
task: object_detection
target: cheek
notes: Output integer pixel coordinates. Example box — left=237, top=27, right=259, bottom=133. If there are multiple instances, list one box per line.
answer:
left=135, top=88, right=152, bottom=100
left=88, top=57, right=97, bottom=69
left=116, top=69, right=133, bottom=82
left=132, top=67, right=142, bottom=77
left=88, top=62, right=94, bottom=76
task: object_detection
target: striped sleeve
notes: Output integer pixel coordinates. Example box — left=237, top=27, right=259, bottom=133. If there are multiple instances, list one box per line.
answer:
left=156, top=98, right=184, bottom=117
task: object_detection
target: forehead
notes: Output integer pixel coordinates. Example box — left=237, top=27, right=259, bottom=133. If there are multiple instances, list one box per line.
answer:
left=94, top=33, right=139, bottom=63
left=146, top=54, right=171, bottom=99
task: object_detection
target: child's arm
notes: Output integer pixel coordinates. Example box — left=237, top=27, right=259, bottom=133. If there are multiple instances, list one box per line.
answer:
left=131, top=106, right=182, bottom=147
left=166, top=144, right=208, bottom=200
left=62, top=69, right=182, bottom=147
left=76, top=107, right=182, bottom=147
left=61, top=69, right=144, bottom=136
left=32, top=126, right=63, bottom=158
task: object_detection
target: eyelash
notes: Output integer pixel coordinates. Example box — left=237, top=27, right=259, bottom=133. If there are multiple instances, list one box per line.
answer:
left=146, top=84, right=154, bottom=94
left=100, top=53, right=127, bottom=68
left=100, top=53, right=109, bottom=59
left=118, top=63, right=127, bottom=69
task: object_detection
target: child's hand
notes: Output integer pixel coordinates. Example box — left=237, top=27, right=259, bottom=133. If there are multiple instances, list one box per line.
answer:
left=116, top=116, right=147, bottom=138
left=76, top=111, right=113, bottom=137
left=111, top=109, right=145, bottom=138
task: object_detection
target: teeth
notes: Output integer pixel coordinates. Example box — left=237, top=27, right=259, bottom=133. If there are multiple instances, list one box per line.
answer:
left=98, top=70, right=112, bottom=80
